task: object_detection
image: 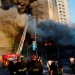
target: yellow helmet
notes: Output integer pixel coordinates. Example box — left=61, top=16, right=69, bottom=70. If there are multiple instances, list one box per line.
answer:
left=17, top=55, right=24, bottom=60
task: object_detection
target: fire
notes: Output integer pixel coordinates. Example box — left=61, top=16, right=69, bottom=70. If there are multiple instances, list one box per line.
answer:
left=49, top=42, right=52, bottom=45
left=45, top=43, right=47, bottom=46
left=44, top=42, right=52, bottom=46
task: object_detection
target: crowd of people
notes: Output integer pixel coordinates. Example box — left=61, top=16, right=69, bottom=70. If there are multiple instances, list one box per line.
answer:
left=7, top=55, right=64, bottom=75
left=8, top=55, right=43, bottom=75
left=47, top=57, right=63, bottom=75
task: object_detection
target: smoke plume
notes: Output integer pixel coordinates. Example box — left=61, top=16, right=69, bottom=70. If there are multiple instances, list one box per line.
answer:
left=28, top=18, right=75, bottom=46
left=30, top=0, right=49, bottom=19
left=0, top=7, right=28, bottom=51
left=1, top=0, right=49, bottom=19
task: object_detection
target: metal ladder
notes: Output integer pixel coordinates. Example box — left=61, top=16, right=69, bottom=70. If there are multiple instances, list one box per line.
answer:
left=16, top=19, right=28, bottom=54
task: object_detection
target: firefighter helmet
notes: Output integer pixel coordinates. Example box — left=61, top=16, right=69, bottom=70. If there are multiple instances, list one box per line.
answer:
left=17, top=55, right=24, bottom=60
left=32, top=55, right=37, bottom=60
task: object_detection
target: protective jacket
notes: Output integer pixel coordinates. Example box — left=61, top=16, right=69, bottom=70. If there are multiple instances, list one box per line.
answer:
left=30, top=60, right=42, bottom=75
left=14, top=60, right=26, bottom=75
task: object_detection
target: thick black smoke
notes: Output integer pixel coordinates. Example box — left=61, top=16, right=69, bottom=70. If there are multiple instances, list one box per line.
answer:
left=28, top=18, right=75, bottom=46
left=1, top=0, right=49, bottom=19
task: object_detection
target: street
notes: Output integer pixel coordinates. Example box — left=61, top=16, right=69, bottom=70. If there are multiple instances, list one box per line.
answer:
left=0, top=59, right=72, bottom=75
left=43, top=64, right=71, bottom=75
left=0, top=65, right=71, bottom=75
left=0, top=67, right=8, bottom=75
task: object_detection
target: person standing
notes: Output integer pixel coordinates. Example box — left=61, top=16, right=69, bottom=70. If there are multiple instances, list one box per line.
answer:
left=50, top=58, right=57, bottom=75
left=47, top=57, right=52, bottom=72
left=57, top=62, right=63, bottom=75
left=69, top=56, right=75, bottom=74
left=54, top=58, right=63, bottom=75
left=37, top=56, right=43, bottom=75
left=8, top=60, right=14, bottom=75
left=14, top=55, right=27, bottom=75
left=30, top=55, right=42, bottom=75
left=26, top=59, right=31, bottom=75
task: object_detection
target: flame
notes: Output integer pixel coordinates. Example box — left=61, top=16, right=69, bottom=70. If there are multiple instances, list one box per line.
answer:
left=44, top=43, right=48, bottom=46
left=44, top=42, right=52, bottom=46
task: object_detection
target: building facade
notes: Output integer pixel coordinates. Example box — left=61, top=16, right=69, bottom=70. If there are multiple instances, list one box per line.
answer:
left=57, top=0, right=70, bottom=24
left=48, top=0, right=59, bottom=22
left=48, top=0, right=70, bottom=24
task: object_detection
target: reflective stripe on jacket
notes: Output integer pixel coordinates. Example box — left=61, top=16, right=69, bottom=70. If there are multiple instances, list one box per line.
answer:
left=18, top=67, right=26, bottom=72
left=33, top=69, right=39, bottom=71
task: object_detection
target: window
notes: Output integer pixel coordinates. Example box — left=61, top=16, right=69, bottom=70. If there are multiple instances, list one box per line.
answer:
left=62, top=8, right=65, bottom=10
left=63, top=15, right=66, bottom=17
left=60, top=11, right=62, bottom=13
left=63, top=12, right=65, bottom=14
left=59, top=7, right=61, bottom=9
left=64, top=18, right=66, bottom=20
left=60, top=18, right=63, bottom=20
left=62, top=5, right=64, bottom=7
left=59, top=4, right=61, bottom=6
left=60, top=14, right=62, bottom=16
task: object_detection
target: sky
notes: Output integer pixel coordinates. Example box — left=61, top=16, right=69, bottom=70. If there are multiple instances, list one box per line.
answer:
left=68, top=0, right=75, bottom=23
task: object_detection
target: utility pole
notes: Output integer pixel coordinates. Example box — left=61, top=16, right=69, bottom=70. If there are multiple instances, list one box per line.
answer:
left=0, top=0, right=2, bottom=7
left=56, top=41, right=60, bottom=60
left=33, top=16, right=36, bottom=44
left=33, top=16, right=37, bottom=56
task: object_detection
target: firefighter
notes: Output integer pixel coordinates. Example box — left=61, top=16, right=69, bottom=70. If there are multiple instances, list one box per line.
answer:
left=14, top=55, right=27, bottom=75
left=30, top=55, right=42, bottom=75
left=26, top=59, right=31, bottom=75
left=37, top=56, right=43, bottom=75
left=47, top=57, right=52, bottom=73
left=50, top=58, right=57, bottom=75
left=8, top=60, right=14, bottom=75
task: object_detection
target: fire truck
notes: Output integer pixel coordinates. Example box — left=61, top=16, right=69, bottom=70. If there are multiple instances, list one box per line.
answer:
left=2, top=54, right=19, bottom=66
left=2, top=16, right=29, bottom=67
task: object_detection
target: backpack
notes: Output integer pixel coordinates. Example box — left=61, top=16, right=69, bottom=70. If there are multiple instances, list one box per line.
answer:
left=57, top=65, right=62, bottom=75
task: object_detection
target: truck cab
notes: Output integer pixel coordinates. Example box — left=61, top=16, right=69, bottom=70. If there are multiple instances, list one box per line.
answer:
left=2, top=54, right=19, bottom=67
